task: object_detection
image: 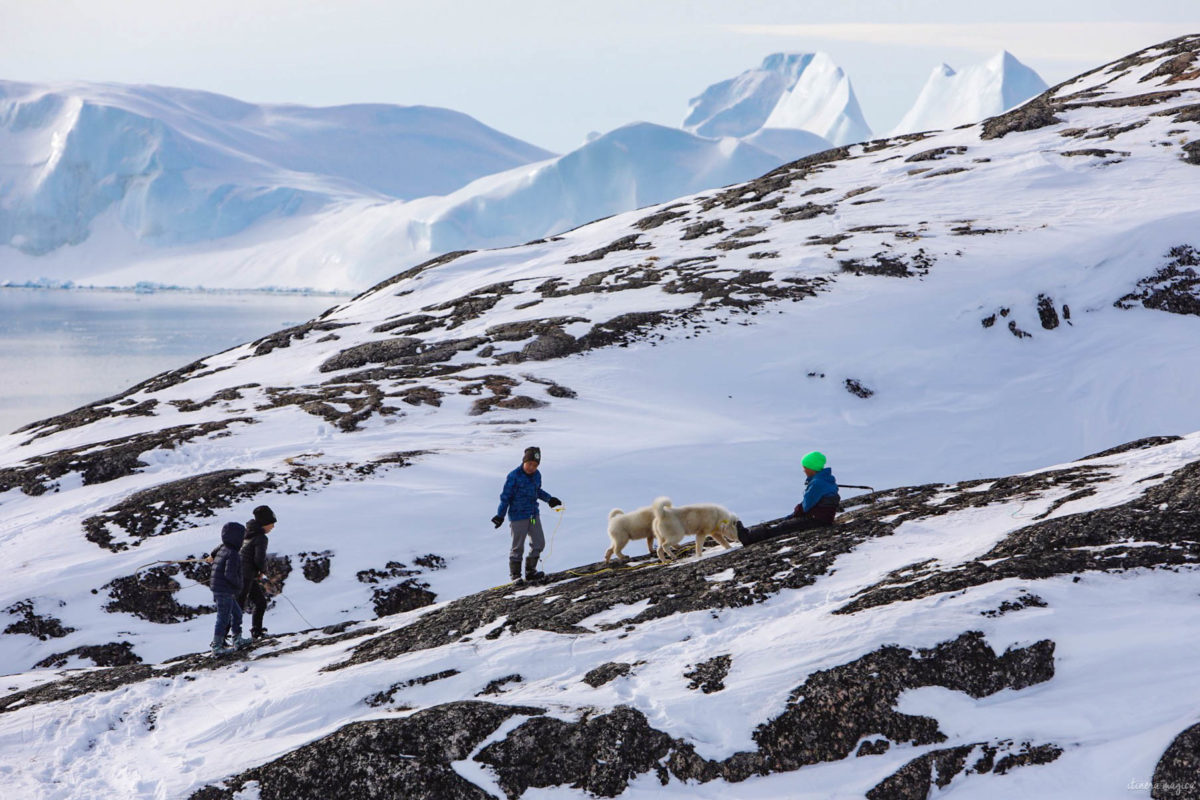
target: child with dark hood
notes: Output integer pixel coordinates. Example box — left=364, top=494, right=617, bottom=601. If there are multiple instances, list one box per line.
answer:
left=491, top=446, right=562, bottom=584
left=238, top=505, right=278, bottom=640
left=210, top=521, right=252, bottom=654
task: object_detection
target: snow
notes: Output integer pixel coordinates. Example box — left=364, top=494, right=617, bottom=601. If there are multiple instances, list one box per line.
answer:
left=891, top=51, right=1050, bottom=136
left=0, top=37, right=1199, bottom=799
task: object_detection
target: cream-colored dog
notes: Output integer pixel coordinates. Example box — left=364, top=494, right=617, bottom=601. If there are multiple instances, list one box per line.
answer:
left=604, top=506, right=657, bottom=563
left=651, top=497, right=741, bottom=562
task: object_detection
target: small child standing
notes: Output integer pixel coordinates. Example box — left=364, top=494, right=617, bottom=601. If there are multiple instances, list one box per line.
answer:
left=210, top=521, right=252, bottom=655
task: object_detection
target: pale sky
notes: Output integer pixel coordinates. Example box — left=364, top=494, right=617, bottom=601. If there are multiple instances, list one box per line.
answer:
left=1, top=0, right=1197, bottom=152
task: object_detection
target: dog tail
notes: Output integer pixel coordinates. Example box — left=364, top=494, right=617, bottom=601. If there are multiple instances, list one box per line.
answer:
left=609, top=508, right=624, bottom=519
left=652, top=496, right=672, bottom=516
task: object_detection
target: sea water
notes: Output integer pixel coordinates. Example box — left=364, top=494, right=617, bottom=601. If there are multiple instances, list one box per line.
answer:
left=0, top=288, right=339, bottom=436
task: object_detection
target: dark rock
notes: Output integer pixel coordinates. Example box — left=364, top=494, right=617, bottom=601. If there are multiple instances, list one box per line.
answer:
left=1153, top=721, right=1200, bottom=799
left=867, top=745, right=974, bottom=799
left=837, top=460, right=1200, bottom=614
left=775, top=202, right=835, bottom=222
left=583, top=662, right=636, bottom=688
left=634, top=205, right=689, bottom=230
left=477, top=674, right=523, bottom=696
left=259, top=383, right=398, bottom=431
left=3, top=600, right=75, bottom=640
left=299, top=551, right=333, bottom=583
left=1008, top=320, right=1032, bottom=339
left=83, top=469, right=278, bottom=550
left=250, top=320, right=352, bottom=357
left=102, top=567, right=213, bottom=624
left=981, top=94, right=1065, bottom=139
left=981, top=593, right=1047, bottom=618
left=365, top=669, right=461, bottom=707
left=476, top=705, right=685, bottom=798
left=1060, top=148, right=1130, bottom=158
left=680, top=220, right=727, bottom=240
left=856, top=739, right=890, bottom=756
left=1037, top=294, right=1061, bottom=329
left=1079, top=435, right=1182, bottom=460
left=684, top=654, right=731, bottom=693
left=840, top=250, right=934, bottom=277
left=1116, top=245, right=1200, bottom=315
left=565, top=234, right=651, bottom=263
left=749, top=633, right=1054, bottom=775
left=1, top=419, right=252, bottom=499
left=845, top=379, right=875, bottom=398
left=188, top=702, right=544, bottom=800
left=905, top=146, right=968, bottom=162
left=35, top=641, right=142, bottom=669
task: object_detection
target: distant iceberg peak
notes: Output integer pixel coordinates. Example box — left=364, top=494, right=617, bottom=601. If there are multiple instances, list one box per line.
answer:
left=890, top=51, right=1048, bottom=137
left=684, top=51, right=872, bottom=145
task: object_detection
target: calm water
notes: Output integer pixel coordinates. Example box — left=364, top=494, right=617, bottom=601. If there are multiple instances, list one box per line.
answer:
left=0, top=288, right=340, bottom=436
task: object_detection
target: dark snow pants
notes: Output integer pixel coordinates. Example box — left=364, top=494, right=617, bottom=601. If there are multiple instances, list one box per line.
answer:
left=238, top=581, right=268, bottom=635
left=740, top=511, right=834, bottom=546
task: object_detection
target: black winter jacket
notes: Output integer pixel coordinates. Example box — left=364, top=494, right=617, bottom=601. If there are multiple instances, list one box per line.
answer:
left=240, top=519, right=269, bottom=582
left=211, top=522, right=246, bottom=594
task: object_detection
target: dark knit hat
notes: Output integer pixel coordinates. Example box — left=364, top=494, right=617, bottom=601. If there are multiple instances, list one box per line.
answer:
left=522, top=446, right=541, bottom=464
left=253, top=505, right=277, bottom=525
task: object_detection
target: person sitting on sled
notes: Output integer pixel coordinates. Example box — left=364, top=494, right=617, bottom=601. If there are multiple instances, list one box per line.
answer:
left=738, top=451, right=840, bottom=545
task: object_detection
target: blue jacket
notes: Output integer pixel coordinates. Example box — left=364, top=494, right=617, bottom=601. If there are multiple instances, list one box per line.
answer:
left=497, top=466, right=553, bottom=521
left=802, top=468, right=839, bottom=513
left=210, top=522, right=246, bottom=595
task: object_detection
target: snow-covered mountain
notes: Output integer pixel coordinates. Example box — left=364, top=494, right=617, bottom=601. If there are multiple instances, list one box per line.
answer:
left=0, top=81, right=554, bottom=257
left=891, top=51, right=1050, bottom=136
left=3, top=33, right=1200, bottom=799
left=684, top=52, right=872, bottom=146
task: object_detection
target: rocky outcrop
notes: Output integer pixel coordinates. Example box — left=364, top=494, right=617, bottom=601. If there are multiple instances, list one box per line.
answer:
left=190, top=632, right=1054, bottom=798
left=1152, top=721, right=1200, bottom=799
left=837, top=460, right=1200, bottom=614
left=188, top=702, right=545, bottom=800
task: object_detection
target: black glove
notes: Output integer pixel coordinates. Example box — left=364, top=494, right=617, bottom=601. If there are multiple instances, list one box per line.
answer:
left=491, top=515, right=504, bottom=529
left=547, top=497, right=562, bottom=509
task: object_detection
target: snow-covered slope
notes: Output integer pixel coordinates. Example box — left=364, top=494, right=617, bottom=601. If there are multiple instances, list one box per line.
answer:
left=891, top=51, right=1050, bottom=136
left=3, top=34, right=1200, bottom=799
left=685, top=52, right=872, bottom=146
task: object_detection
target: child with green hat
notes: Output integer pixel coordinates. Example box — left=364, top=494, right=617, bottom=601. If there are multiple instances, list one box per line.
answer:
left=738, top=451, right=840, bottom=545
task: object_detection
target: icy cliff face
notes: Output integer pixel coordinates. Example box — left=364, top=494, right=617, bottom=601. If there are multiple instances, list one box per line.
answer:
left=891, top=51, right=1049, bottom=136
left=0, top=81, right=554, bottom=255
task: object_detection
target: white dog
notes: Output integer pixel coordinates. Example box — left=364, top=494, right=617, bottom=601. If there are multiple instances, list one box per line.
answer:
left=604, top=506, right=657, bottom=563
left=651, top=497, right=741, bottom=562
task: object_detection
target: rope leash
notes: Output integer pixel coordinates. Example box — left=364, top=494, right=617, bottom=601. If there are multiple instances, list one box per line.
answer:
left=541, top=505, right=565, bottom=561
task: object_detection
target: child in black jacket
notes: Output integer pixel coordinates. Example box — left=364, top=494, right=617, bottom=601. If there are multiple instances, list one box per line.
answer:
left=210, top=522, right=252, bottom=654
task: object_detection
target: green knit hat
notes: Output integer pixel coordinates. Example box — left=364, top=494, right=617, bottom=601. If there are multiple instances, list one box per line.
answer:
left=801, top=451, right=827, bottom=471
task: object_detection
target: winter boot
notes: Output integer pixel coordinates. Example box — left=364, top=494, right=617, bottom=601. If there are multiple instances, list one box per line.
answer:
left=509, top=558, right=525, bottom=586
left=524, top=555, right=546, bottom=585
left=233, top=635, right=253, bottom=650
left=211, top=640, right=234, bottom=656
